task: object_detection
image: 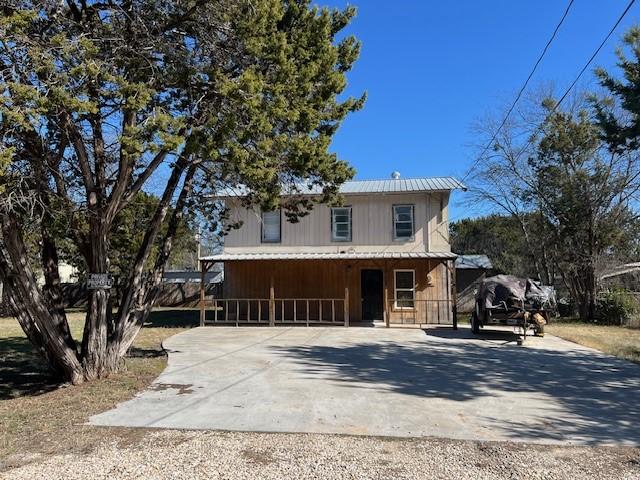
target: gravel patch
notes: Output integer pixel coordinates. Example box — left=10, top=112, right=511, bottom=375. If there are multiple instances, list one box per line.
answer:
left=3, top=430, right=639, bottom=480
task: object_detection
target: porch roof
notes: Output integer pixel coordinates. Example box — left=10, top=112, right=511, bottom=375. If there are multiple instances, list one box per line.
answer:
left=200, top=251, right=457, bottom=261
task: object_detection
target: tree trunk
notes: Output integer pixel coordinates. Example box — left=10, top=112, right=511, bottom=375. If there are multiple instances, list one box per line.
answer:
left=81, top=221, right=119, bottom=379
left=0, top=214, right=84, bottom=384
left=117, top=165, right=196, bottom=356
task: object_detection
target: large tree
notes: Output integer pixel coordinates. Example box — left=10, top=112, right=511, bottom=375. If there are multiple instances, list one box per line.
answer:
left=450, top=214, right=547, bottom=279
left=468, top=39, right=640, bottom=319
left=0, top=0, right=364, bottom=383
left=532, top=105, right=639, bottom=319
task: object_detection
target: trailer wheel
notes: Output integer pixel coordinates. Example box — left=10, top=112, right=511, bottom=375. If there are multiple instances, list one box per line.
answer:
left=471, top=312, right=480, bottom=334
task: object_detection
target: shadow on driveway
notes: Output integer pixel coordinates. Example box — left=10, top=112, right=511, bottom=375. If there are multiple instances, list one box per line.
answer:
left=272, top=329, right=640, bottom=445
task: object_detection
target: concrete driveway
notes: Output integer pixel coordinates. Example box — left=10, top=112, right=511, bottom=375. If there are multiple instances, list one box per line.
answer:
left=90, top=326, right=640, bottom=445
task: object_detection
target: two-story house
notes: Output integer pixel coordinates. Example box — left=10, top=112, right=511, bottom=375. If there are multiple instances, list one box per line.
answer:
left=198, top=175, right=466, bottom=327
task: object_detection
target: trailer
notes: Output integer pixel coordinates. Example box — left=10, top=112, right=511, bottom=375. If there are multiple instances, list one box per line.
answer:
left=470, top=275, right=556, bottom=343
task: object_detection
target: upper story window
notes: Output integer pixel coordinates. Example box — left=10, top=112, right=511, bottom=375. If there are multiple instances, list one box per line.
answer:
left=261, top=210, right=281, bottom=243
left=331, top=207, right=352, bottom=242
left=393, top=204, right=414, bottom=240
left=437, top=196, right=444, bottom=224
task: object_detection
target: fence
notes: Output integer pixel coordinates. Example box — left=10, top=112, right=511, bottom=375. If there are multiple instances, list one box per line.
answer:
left=202, top=298, right=347, bottom=326
left=386, top=298, right=455, bottom=326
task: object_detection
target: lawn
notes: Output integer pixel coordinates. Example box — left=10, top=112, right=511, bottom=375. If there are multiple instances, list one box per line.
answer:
left=0, top=309, right=199, bottom=470
left=547, top=321, right=640, bottom=364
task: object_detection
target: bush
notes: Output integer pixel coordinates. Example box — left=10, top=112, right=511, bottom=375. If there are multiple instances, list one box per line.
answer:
left=595, top=290, right=640, bottom=326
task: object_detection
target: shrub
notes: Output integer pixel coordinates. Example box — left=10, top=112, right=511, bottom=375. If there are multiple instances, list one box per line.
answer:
left=595, top=290, right=640, bottom=326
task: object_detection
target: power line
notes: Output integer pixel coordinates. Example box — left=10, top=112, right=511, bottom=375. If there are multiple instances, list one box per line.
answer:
left=464, top=0, right=637, bottom=184
left=459, top=0, right=638, bottom=224
left=553, top=0, right=636, bottom=110
left=461, top=0, right=576, bottom=182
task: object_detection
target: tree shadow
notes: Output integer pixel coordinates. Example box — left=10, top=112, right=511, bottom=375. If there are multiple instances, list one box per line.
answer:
left=0, top=337, right=60, bottom=400
left=145, top=309, right=200, bottom=329
left=1, top=310, right=195, bottom=400
left=272, top=331, right=640, bottom=444
left=127, top=346, right=166, bottom=359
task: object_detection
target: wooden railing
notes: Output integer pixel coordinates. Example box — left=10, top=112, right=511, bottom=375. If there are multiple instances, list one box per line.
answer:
left=387, top=298, right=455, bottom=326
left=202, top=297, right=348, bottom=326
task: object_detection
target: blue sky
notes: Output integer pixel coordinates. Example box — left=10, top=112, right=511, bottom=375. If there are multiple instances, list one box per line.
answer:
left=320, top=0, right=640, bottom=219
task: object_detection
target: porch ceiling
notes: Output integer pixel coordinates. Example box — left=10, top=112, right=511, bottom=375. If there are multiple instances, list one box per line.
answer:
left=200, top=251, right=457, bottom=261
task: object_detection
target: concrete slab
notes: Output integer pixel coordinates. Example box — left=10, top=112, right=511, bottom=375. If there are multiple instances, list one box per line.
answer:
left=90, top=326, right=640, bottom=445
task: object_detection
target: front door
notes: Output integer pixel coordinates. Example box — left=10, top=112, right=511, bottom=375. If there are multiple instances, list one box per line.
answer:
left=361, top=269, right=384, bottom=321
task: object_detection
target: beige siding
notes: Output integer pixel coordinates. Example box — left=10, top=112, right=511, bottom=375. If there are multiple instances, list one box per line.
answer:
left=224, top=192, right=451, bottom=253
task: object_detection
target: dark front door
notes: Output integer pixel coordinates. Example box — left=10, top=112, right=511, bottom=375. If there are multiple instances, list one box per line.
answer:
left=361, top=269, right=384, bottom=321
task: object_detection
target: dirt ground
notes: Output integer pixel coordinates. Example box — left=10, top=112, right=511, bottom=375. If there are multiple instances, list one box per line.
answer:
left=3, top=430, right=640, bottom=480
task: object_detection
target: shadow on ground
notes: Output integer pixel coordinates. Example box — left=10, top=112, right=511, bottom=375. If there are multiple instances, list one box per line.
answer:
left=145, top=310, right=200, bottom=329
left=0, top=336, right=59, bottom=400
left=273, top=329, right=640, bottom=444
left=1, top=309, right=197, bottom=400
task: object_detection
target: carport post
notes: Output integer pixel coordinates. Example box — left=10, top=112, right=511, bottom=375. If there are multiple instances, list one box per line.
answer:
left=199, top=260, right=206, bottom=327
left=450, top=259, right=458, bottom=330
left=269, top=275, right=275, bottom=326
left=344, top=287, right=349, bottom=327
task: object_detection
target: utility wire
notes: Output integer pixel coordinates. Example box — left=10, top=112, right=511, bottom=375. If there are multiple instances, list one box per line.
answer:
left=553, top=0, right=636, bottom=110
left=460, top=0, right=637, bottom=223
left=461, top=0, right=576, bottom=182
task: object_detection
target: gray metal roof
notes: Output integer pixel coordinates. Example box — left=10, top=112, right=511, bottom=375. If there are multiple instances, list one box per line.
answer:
left=455, top=254, right=493, bottom=270
left=201, top=251, right=457, bottom=261
left=217, top=176, right=466, bottom=198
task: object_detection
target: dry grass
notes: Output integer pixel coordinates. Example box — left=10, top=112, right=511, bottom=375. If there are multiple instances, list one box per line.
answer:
left=0, top=309, right=199, bottom=470
left=547, top=321, right=640, bottom=364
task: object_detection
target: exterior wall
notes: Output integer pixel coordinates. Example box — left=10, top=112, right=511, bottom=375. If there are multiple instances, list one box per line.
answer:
left=223, top=192, right=450, bottom=254
left=223, top=259, right=453, bottom=324
left=456, top=269, right=487, bottom=313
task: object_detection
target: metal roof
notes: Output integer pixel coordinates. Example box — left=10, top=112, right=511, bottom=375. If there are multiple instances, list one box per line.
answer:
left=600, top=262, right=640, bottom=280
left=455, top=254, right=493, bottom=270
left=200, top=251, right=457, bottom=261
left=217, top=176, right=466, bottom=198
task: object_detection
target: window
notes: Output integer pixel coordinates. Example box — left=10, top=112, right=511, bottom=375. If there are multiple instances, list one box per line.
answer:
left=393, top=204, right=414, bottom=240
left=261, top=210, right=281, bottom=243
left=394, top=270, right=415, bottom=309
left=331, top=207, right=352, bottom=242
left=437, top=196, right=444, bottom=224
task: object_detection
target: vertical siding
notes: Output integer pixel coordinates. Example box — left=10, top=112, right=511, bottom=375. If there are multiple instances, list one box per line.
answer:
left=223, top=259, right=453, bottom=324
left=223, top=192, right=450, bottom=253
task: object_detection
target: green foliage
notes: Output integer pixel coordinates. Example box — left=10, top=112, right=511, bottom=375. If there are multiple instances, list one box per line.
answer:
left=58, top=192, right=198, bottom=280
left=450, top=214, right=533, bottom=277
left=0, top=0, right=364, bottom=380
left=596, top=290, right=640, bottom=326
left=593, top=26, right=640, bottom=154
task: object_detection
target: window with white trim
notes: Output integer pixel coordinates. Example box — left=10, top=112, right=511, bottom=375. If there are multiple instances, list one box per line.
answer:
left=261, top=210, right=281, bottom=243
left=394, top=270, right=415, bottom=309
left=331, top=207, right=352, bottom=242
left=393, top=204, right=414, bottom=240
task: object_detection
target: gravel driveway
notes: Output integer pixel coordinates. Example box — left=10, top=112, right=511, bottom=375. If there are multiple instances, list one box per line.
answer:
left=3, top=430, right=640, bottom=480
left=90, top=326, right=640, bottom=445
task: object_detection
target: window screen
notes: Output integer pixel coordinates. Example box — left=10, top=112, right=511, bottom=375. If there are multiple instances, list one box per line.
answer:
left=331, top=207, right=352, bottom=242
left=394, top=270, right=415, bottom=309
left=261, top=210, right=281, bottom=243
left=393, top=205, right=414, bottom=240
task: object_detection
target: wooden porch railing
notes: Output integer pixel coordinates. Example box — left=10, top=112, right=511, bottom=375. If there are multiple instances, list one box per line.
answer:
left=386, top=298, right=455, bottom=326
left=201, top=297, right=348, bottom=326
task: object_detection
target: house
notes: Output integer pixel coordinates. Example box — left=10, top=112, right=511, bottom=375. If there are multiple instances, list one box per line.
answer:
left=198, top=175, right=466, bottom=327
left=454, top=254, right=494, bottom=313
left=163, top=267, right=223, bottom=284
